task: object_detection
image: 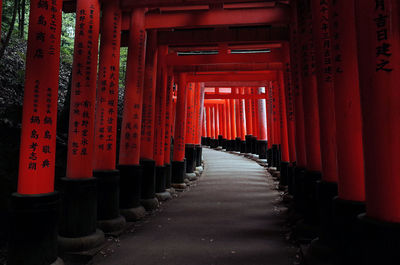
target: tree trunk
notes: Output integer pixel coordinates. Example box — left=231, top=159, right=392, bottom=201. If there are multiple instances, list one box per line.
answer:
left=0, top=0, right=18, bottom=60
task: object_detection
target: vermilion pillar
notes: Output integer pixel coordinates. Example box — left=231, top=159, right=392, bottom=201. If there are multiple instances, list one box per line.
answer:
left=278, top=69, right=291, bottom=186
left=218, top=103, right=225, bottom=144
left=66, top=0, right=100, bottom=180
left=18, top=1, right=62, bottom=194
left=154, top=46, right=170, bottom=200
left=140, top=29, right=159, bottom=210
left=60, top=0, right=104, bottom=252
left=244, top=87, right=253, bottom=153
left=229, top=99, right=237, bottom=146
left=163, top=69, right=174, bottom=189
left=93, top=0, right=125, bottom=233
left=193, top=83, right=204, bottom=168
left=271, top=81, right=281, bottom=168
left=355, top=1, right=400, bottom=263
left=330, top=0, right=365, bottom=203
left=239, top=88, right=246, bottom=142
left=9, top=1, right=63, bottom=264
left=185, top=83, right=197, bottom=174
left=311, top=0, right=338, bottom=184
left=257, top=87, right=268, bottom=159
left=251, top=88, right=258, bottom=154
left=118, top=9, right=147, bottom=221
left=295, top=0, right=322, bottom=225
left=291, top=0, right=307, bottom=170
left=119, top=9, right=146, bottom=167
left=309, top=0, right=339, bottom=249
left=298, top=0, right=322, bottom=175
left=171, top=73, right=188, bottom=187
left=225, top=99, right=232, bottom=142
left=206, top=105, right=211, bottom=141
left=278, top=71, right=290, bottom=164
left=154, top=46, right=167, bottom=167
left=185, top=83, right=195, bottom=144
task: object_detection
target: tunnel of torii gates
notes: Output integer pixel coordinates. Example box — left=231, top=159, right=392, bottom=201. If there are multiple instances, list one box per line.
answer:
left=1, top=0, right=399, bottom=264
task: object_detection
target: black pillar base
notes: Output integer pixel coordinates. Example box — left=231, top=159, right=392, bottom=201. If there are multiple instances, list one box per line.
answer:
left=245, top=135, right=252, bottom=153
left=272, top=144, right=280, bottom=168
left=257, top=140, right=268, bottom=159
left=221, top=138, right=227, bottom=149
left=140, top=159, right=158, bottom=211
left=251, top=136, right=257, bottom=154
left=195, top=145, right=202, bottom=167
left=267, top=148, right=273, bottom=166
left=185, top=144, right=196, bottom=173
left=358, top=214, right=400, bottom=265
left=155, top=165, right=167, bottom=193
left=287, top=164, right=295, bottom=195
left=118, top=165, right=146, bottom=221
left=304, top=181, right=339, bottom=264
left=58, top=178, right=105, bottom=252
left=218, top=135, right=223, bottom=146
left=293, top=166, right=306, bottom=212
left=155, top=166, right=172, bottom=201
left=8, top=192, right=62, bottom=265
left=225, top=140, right=232, bottom=151
left=332, top=197, right=365, bottom=265
left=235, top=137, right=241, bottom=152
left=316, top=181, right=338, bottom=244
left=303, top=170, right=322, bottom=224
left=94, top=170, right=126, bottom=234
left=240, top=141, right=246, bottom=153
left=212, top=139, right=220, bottom=148
left=171, top=160, right=187, bottom=189
left=279, top=161, right=290, bottom=187
left=206, top=137, right=211, bottom=146
left=165, top=163, right=172, bottom=189
left=201, top=136, right=207, bottom=145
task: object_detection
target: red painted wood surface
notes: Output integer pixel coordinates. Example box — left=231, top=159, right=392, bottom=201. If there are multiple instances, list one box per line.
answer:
left=206, top=106, right=211, bottom=138
left=245, top=87, right=253, bottom=136
left=66, top=0, right=100, bottom=179
left=18, top=0, right=62, bottom=194
left=311, top=0, right=338, bottom=182
left=330, top=0, right=365, bottom=201
left=257, top=87, right=268, bottom=141
left=298, top=0, right=322, bottom=172
left=229, top=99, right=237, bottom=139
left=185, top=83, right=196, bottom=144
left=266, top=83, right=273, bottom=148
left=140, top=30, right=158, bottom=160
left=283, top=49, right=297, bottom=163
left=278, top=70, right=290, bottom=163
left=119, top=9, right=146, bottom=166
left=218, top=103, right=224, bottom=137
left=196, top=83, right=206, bottom=144
left=291, top=0, right=307, bottom=168
left=251, top=88, right=258, bottom=138
left=154, top=46, right=168, bottom=166
left=173, top=73, right=188, bottom=161
left=93, top=1, right=121, bottom=171
left=225, top=99, right=232, bottom=140
left=239, top=88, right=246, bottom=139
left=163, top=69, right=174, bottom=165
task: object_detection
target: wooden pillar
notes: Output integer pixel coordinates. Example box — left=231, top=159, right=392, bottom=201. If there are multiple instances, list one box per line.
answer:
left=118, top=8, right=147, bottom=220
left=163, top=69, right=174, bottom=189
left=298, top=0, right=322, bottom=175
left=257, top=87, right=268, bottom=159
left=245, top=87, right=253, bottom=136
left=9, top=1, right=63, bottom=263
left=93, top=0, right=125, bottom=233
left=185, top=83, right=197, bottom=173
left=311, top=0, right=339, bottom=184
left=291, top=0, right=307, bottom=170
left=355, top=2, right=400, bottom=263
left=171, top=73, right=188, bottom=187
left=60, top=0, right=105, bottom=252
